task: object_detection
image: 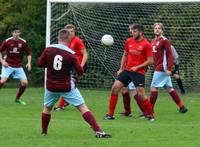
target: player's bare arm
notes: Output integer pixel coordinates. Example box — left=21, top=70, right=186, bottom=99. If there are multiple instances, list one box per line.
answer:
left=80, top=49, right=88, bottom=67
left=26, top=55, right=32, bottom=71
left=117, top=51, right=127, bottom=75
left=131, top=57, right=153, bottom=72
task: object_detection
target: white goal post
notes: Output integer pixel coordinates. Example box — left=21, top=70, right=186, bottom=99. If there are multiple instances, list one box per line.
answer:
left=46, top=0, right=200, bottom=89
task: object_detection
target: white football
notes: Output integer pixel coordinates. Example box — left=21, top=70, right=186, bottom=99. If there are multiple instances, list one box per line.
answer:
left=101, top=34, right=114, bottom=46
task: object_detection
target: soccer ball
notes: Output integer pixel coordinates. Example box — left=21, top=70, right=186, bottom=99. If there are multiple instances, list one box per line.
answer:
left=101, top=34, right=114, bottom=46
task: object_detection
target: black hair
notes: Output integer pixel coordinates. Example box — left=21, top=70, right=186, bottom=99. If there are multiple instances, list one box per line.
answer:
left=11, top=26, right=20, bottom=32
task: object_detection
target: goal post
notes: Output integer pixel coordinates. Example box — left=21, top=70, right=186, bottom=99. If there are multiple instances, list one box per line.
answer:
left=46, top=0, right=200, bottom=90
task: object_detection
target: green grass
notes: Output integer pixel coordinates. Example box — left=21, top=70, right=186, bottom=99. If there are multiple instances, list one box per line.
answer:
left=0, top=88, right=200, bottom=147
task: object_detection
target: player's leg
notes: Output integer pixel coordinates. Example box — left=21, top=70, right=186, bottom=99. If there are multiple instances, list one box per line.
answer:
left=41, top=106, right=52, bottom=136
left=54, top=97, right=69, bottom=111
left=137, top=87, right=154, bottom=121
left=166, top=87, right=188, bottom=113
left=0, top=78, right=8, bottom=89
left=132, top=72, right=154, bottom=121
left=173, top=64, right=186, bottom=94
left=0, top=66, right=13, bottom=89
left=62, top=85, right=111, bottom=138
left=150, top=71, right=171, bottom=112
left=41, top=90, right=59, bottom=135
left=103, top=80, right=124, bottom=120
left=15, top=79, right=27, bottom=105
left=121, top=87, right=132, bottom=116
left=104, top=71, right=131, bottom=120
left=14, top=68, right=28, bottom=105
left=174, top=74, right=185, bottom=95
left=133, top=94, right=147, bottom=117
left=128, top=83, right=146, bottom=117
left=150, top=87, right=158, bottom=112
left=77, top=104, right=111, bottom=138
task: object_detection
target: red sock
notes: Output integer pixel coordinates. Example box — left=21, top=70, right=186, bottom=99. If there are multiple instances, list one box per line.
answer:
left=41, top=113, right=51, bottom=134
left=15, top=85, right=26, bottom=100
left=134, top=94, right=146, bottom=114
left=58, top=98, right=66, bottom=108
left=108, top=92, right=118, bottom=116
left=82, top=111, right=101, bottom=132
left=169, top=90, right=183, bottom=108
left=142, top=99, right=153, bottom=116
left=150, top=91, right=158, bottom=110
left=122, top=92, right=131, bottom=114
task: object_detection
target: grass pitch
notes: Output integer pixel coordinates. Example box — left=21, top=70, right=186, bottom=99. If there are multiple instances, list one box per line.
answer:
left=0, top=88, right=199, bottom=147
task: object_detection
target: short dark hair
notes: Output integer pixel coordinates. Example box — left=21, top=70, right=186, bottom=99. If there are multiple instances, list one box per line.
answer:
left=130, top=23, right=144, bottom=32
left=11, top=26, right=20, bottom=32
left=58, top=29, right=70, bottom=41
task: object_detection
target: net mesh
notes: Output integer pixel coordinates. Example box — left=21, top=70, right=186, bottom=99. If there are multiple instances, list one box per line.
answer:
left=49, top=2, right=200, bottom=90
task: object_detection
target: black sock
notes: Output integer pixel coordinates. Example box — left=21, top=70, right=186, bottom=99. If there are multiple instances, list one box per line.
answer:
left=176, top=78, right=185, bottom=93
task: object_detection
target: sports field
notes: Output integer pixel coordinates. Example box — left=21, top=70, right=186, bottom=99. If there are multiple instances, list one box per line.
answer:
left=0, top=88, right=199, bottom=147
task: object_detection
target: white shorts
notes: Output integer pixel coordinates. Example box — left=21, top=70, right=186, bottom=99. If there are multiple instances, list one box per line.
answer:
left=151, top=71, right=173, bottom=88
left=1, top=66, right=27, bottom=80
left=128, top=82, right=136, bottom=90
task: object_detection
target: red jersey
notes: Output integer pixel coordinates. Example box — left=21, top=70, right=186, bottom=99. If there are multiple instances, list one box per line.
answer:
left=68, top=36, right=86, bottom=64
left=151, top=36, right=173, bottom=71
left=124, top=37, right=153, bottom=75
left=0, top=37, right=31, bottom=67
left=37, top=44, right=83, bottom=92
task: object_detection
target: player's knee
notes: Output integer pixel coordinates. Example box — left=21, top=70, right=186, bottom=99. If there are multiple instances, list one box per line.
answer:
left=20, top=80, right=28, bottom=86
left=136, top=88, right=145, bottom=99
left=43, top=107, right=52, bottom=114
left=77, top=104, right=89, bottom=114
left=173, top=74, right=180, bottom=79
left=0, top=78, right=8, bottom=84
left=121, top=87, right=129, bottom=94
left=151, top=87, right=157, bottom=92
left=111, top=81, right=122, bottom=94
left=166, top=87, right=174, bottom=93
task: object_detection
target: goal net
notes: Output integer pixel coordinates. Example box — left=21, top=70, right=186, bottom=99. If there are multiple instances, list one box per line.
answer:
left=47, top=0, right=200, bottom=90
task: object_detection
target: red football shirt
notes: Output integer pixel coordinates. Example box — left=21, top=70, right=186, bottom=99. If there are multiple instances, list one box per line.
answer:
left=37, top=44, right=83, bottom=92
left=0, top=37, right=31, bottom=67
left=151, top=36, right=173, bottom=71
left=124, top=37, right=153, bottom=75
left=68, top=36, right=86, bottom=64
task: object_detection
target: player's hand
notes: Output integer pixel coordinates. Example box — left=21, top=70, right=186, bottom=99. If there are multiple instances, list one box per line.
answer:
left=77, top=75, right=83, bottom=80
left=131, top=66, right=139, bottom=72
left=2, top=61, right=8, bottom=67
left=166, top=70, right=172, bottom=76
left=72, top=76, right=78, bottom=88
left=117, top=69, right=123, bottom=75
left=26, top=63, right=32, bottom=71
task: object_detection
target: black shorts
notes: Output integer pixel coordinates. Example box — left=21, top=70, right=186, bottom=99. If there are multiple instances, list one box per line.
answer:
left=117, top=70, right=145, bottom=87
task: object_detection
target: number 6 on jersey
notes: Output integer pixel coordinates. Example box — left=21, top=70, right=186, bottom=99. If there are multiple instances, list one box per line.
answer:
left=53, top=55, right=63, bottom=70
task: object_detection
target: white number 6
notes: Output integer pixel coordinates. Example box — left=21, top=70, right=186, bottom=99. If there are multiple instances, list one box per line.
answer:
left=53, top=55, right=63, bottom=70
